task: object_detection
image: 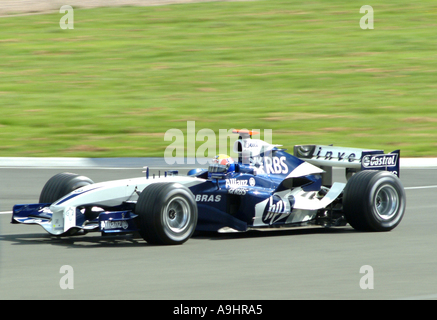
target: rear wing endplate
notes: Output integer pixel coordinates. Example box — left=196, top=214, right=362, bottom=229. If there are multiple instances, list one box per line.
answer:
left=294, top=144, right=400, bottom=185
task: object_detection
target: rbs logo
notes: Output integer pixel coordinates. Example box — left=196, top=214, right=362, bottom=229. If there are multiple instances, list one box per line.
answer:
left=253, top=156, right=289, bottom=175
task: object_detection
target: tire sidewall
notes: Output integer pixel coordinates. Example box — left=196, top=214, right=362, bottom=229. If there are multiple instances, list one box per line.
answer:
left=137, top=182, right=198, bottom=245
left=364, top=173, right=406, bottom=231
left=156, top=187, right=198, bottom=244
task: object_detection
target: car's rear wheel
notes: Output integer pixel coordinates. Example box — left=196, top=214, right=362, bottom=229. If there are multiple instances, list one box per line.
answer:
left=343, top=170, right=406, bottom=231
left=39, top=172, right=94, bottom=204
left=135, top=182, right=198, bottom=245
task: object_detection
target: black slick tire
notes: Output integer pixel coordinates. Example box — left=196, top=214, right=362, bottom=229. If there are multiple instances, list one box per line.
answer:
left=343, top=170, right=406, bottom=232
left=135, top=182, right=198, bottom=245
left=39, top=172, right=94, bottom=204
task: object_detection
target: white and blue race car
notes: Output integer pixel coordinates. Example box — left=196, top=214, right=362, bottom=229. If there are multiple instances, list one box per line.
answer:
left=12, top=130, right=406, bottom=245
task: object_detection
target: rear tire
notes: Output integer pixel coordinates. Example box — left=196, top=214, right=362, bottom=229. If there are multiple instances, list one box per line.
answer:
left=343, top=170, right=406, bottom=231
left=39, top=172, right=94, bottom=204
left=135, top=182, right=198, bottom=245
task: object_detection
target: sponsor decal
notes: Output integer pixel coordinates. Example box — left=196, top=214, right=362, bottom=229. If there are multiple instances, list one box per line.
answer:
left=262, top=194, right=294, bottom=224
left=101, top=220, right=129, bottom=230
left=251, top=156, right=289, bottom=174
left=228, top=188, right=247, bottom=196
left=63, top=207, right=76, bottom=231
left=225, top=179, right=248, bottom=188
left=195, top=194, right=221, bottom=202
left=314, top=147, right=358, bottom=163
left=245, top=141, right=259, bottom=148
left=65, top=208, right=74, bottom=221
left=362, top=153, right=398, bottom=168
left=249, top=177, right=256, bottom=187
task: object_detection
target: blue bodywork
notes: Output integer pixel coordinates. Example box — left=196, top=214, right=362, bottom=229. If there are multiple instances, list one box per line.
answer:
left=187, top=148, right=321, bottom=232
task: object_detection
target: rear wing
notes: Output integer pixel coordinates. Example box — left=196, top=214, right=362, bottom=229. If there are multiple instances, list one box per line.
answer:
left=294, top=144, right=400, bottom=185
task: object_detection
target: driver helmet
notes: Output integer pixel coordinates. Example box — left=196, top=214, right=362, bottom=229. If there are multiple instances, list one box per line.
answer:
left=209, top=154, right=235, bottom=174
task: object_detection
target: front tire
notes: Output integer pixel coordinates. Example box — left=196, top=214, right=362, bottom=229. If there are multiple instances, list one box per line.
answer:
left=135, top=182, right=198, bottom=245
left=343, top=170, right=406, bottom=231
left=39, top=172, right=94, bottom=204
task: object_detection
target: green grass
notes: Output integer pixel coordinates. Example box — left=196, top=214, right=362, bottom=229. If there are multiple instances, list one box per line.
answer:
left=1, top=0, right=437, bottom=158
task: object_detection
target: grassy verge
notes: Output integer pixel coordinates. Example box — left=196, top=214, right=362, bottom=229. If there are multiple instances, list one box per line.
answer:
left=1, top=0, right=436, bottom=157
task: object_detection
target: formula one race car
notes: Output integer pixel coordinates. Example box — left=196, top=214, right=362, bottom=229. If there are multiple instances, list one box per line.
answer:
left=12, top=130, right=406, bottom=245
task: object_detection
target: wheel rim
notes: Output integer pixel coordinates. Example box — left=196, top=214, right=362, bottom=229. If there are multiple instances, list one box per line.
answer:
left=374, top=184, right=399, bottom=220
left=163, top=196, right=190, bottom=233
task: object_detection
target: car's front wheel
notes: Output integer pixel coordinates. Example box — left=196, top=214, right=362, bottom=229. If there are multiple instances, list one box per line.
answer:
left=39, top=172, right=94, bottom=204
left=135, top=182, right=198, bottom=245
left=343, top=170, right=406, bottom=231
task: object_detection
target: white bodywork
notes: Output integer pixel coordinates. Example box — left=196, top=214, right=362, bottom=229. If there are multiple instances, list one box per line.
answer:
left=52, top=176, right=206, bottom=210
left=42, top=175, right=207, bottom=235
left=252, top=182, right=345, bottom=227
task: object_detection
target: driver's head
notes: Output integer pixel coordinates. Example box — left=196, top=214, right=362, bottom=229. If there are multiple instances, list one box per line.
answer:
left=209, top=154, right=235, bottom=174
left=212, top=154, right=234, bottom=166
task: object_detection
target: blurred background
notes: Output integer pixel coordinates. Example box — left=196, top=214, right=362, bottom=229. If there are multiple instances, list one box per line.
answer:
left=0, top=0, right=436, bottom=158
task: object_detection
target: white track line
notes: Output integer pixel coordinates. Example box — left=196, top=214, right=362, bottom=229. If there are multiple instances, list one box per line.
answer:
left=404, top=185, right=437, bottom=190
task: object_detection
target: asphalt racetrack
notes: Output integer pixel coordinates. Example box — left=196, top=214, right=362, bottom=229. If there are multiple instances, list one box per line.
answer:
left=1, top=165, right=437, bottom=300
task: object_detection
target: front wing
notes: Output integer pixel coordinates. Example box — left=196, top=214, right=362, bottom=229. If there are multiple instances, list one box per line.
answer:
left=12, top=203, right=138, bottom=236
